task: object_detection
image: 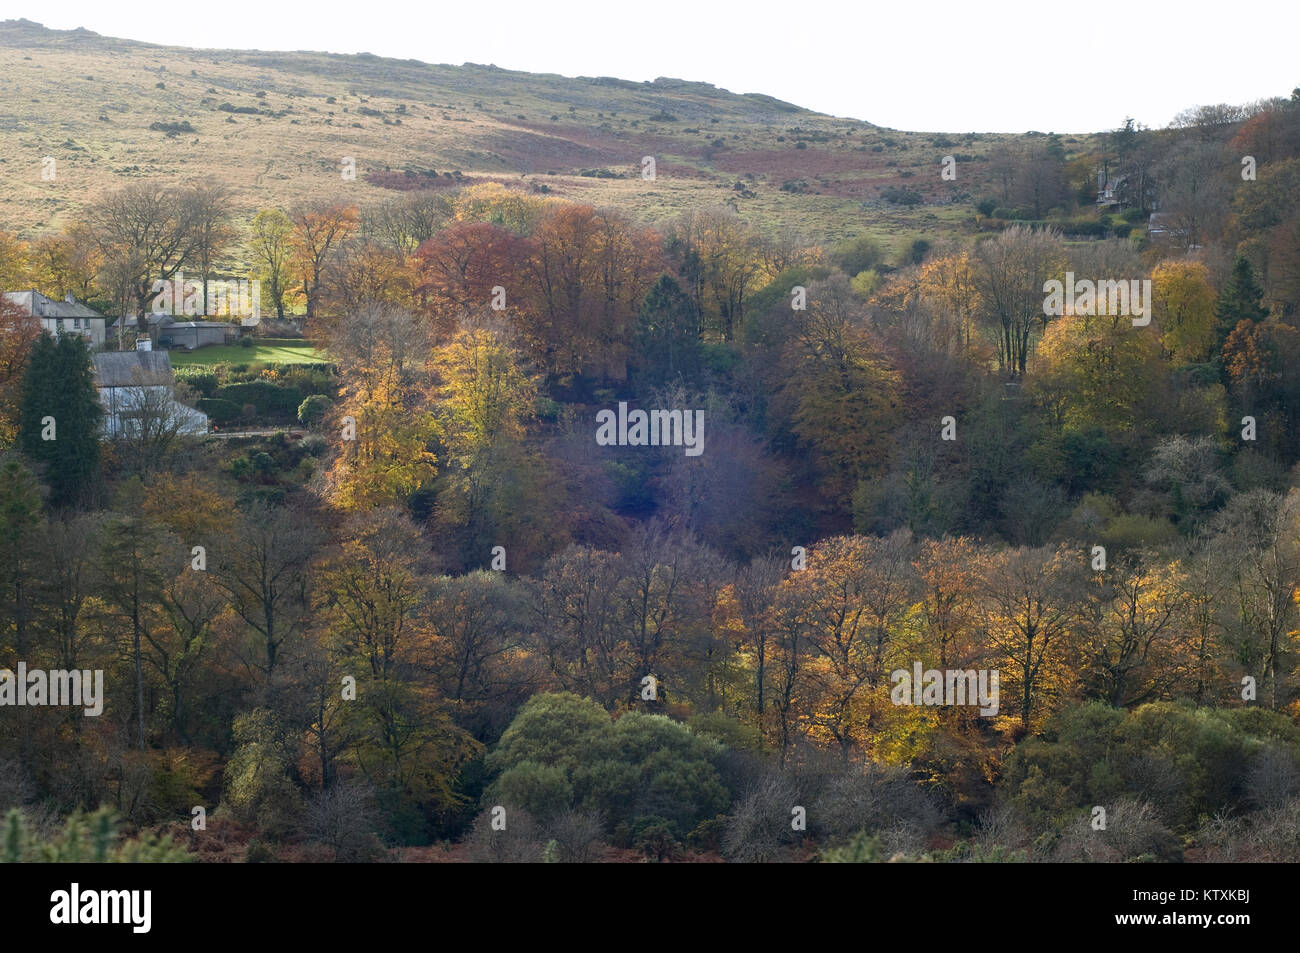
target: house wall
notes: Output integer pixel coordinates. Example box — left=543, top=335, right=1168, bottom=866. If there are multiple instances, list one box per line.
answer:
left=98, top=384, right=172, bottom=438
left=40, top=317, right=106, bottom=349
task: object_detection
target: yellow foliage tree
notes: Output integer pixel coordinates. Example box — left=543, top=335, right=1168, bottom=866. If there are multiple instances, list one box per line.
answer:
left=1152, top=259, right=1216, bottom=364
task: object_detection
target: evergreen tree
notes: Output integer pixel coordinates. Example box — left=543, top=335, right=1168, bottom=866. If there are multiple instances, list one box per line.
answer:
left=18, top=333, right=102, bottom=507
left=633, top=275, right=703, bottom=386
left=0, top=454, right=44, bottom=657
left=1215, top=256, right=1269, bottom=346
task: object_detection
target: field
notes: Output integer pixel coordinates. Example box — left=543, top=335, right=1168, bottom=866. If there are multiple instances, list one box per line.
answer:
left=168, top=339, right=326, bottom=365
left=0, top=19, right=1100, bottom=251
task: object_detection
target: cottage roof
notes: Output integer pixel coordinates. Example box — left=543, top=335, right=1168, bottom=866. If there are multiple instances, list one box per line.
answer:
left=93, top=351, right=175, bottom=388
left=3, top=289, right=105, bottom=320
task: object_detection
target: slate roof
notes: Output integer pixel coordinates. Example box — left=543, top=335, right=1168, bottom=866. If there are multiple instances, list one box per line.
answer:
left=3, top=290, right=104, bottom=320
left=93, top=351, right=175, bottom=388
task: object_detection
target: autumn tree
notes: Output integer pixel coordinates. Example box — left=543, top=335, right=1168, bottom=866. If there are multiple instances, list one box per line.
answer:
left=249, top=208, right=295, bottom=320
left=321, top=303, right=439, bottom=509
left=1152, top=259, right=1216, bottom=363
left=0, top=297, right=41, bottom=447
left=913, top=250, right=982, bottom=357
left=522, top=204, right=663, bottom=379
left=1206, top=490, right=1300, bottom=710
left=29, top=229, right=100, bottom=302
left=365, top=193, right=454, bottom=254
left=1029, top=310, right=1165, bottom=434
left=427, top=570, right=530, bottom=736
left=320, top=237, right=415, bottom=317
left=530, top=545, right=624, bottom=702
left=214, top=501, right=322, bottom=689
left=778, top=533, right=914, bottom=761
left=0, top=454, right=43, bottom=661
left=1082, top=551, right=1192, bottom=707
left=0, top=232, right=33, bottom=291
left=289, top=202, right=360, bottom=324
left=725, top=554, right=786, bottom=743
left=88, top=183, right=204, bottom=318
left=96, top=497, right=182, bottom=750
left=774, top=276, right=900, bottom=506
left=413, top=222, right=529, bottom=341
left=979, top=544, right=1082, bottom=731
left=451, top=182, right=551, bottom=234
left=153, top=569, right=225, bottom=744
left=666, top=208, right=769, bottom=342
left=318, top=513, right=477, bottom=837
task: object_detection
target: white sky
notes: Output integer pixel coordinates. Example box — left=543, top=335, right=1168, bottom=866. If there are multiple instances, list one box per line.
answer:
left=10, top=0, right=1298, bottom=132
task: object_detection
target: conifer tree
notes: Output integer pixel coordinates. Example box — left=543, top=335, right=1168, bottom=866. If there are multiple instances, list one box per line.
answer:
left=18, top=333, right=101, bottom=507
left=1215, top=255, right=1269, bottom=346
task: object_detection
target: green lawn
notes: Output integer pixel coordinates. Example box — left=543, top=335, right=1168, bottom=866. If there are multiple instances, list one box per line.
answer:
left=169, top=340, right=327, bottom=365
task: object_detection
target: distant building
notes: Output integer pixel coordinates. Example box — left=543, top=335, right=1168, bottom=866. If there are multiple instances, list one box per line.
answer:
left=160, top=321, right=238, bottom=349
left=92, top=350, right=208, bottom=438
left=1096, top=170, right=1126, bottom=210
left=1147, top=212, right=1174, bottom=236
left=2, top=290, right=109, bottom=348
left=118, top=314, right=239, bottom=350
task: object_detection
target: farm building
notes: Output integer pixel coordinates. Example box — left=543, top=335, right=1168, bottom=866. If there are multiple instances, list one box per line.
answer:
left=159, top=321, right=238, bottom=349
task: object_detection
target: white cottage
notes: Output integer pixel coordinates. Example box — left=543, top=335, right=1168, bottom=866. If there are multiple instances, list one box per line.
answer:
left=92, top=351, right=209, bottom=438
left=3, top=290, right=109, bottom=348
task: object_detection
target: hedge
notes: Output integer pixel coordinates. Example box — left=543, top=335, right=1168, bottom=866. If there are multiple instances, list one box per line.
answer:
left=196, top=398, right=242, bottom=424
left=213, top=381, right=303, bottom=419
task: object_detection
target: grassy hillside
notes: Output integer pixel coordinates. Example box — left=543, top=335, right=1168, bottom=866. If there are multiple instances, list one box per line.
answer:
left=0, top=18, right=1098, bottom=252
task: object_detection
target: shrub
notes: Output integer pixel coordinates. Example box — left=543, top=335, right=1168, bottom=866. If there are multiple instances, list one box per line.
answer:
left=881, top=185, right=923, bottom=206
left=297, top=394, right=331, bottom=427
left=221, top=709, right=302, bottom=837
left=832, top=234, right=887, bottom=276
left=630, top=816, right=680, bottom=861
left=463, top=805, right=544, bottom=863
left=214, top=381, right=303, bottom=419
left=485, top=693, right=731, bottom=841
left=1002, top=701, right=1300, bottom=833
left=196, top=398, right=241, bottom=424
left=297, top=433, right=329, bottom=457
left=176, top=370, right=218, bottom=397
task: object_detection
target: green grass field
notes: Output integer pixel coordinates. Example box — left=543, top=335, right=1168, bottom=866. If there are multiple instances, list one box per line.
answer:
left=169, top=340, right=326, bottom=366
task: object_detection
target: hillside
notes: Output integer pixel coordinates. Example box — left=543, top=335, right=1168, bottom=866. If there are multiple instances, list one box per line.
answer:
left=0, top=18, right=1086, bottom=250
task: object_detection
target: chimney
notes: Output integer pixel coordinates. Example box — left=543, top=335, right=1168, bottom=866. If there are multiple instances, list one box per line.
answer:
left=65, top=292, right=75, bottom=304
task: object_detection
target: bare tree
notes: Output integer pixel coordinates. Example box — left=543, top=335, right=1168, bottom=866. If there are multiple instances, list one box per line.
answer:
left=973, top=225, right=1062, bottom=377
left=363, top=193, right=453, bottom=254
left=112, top=375, right=205, bottom=475
left=214, top=502, right=322, bottom=686
left=89, top=183, right=204, bottom=326
left=182, top=182, right=234, bottom=316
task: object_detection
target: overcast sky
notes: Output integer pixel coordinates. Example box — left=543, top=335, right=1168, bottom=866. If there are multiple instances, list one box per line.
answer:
left=15, top=0, right=1297, bottom=132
